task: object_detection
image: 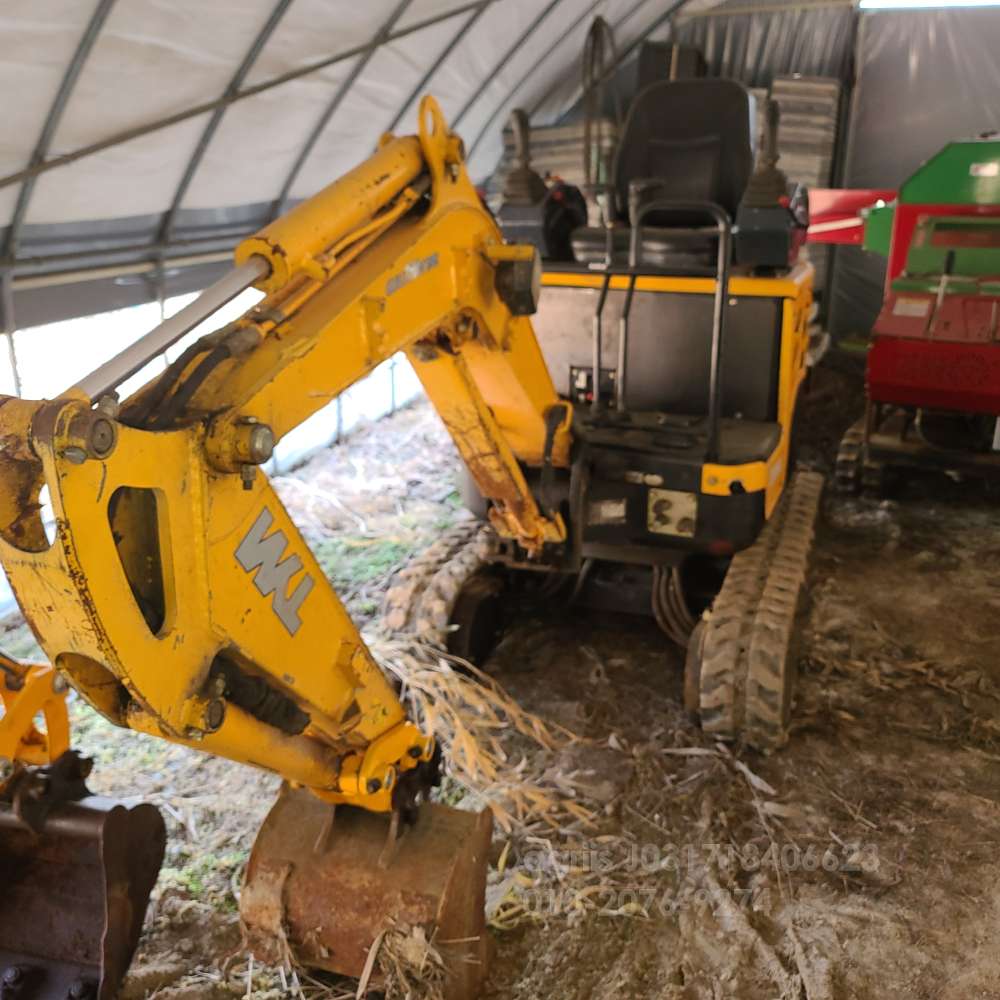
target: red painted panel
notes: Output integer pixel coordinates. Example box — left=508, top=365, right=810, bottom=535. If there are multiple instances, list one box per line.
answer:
left=875, top=293, right=1000, bottom=343
left=868, top=336, right=1000, bottom=414
left=806, top=188, right=896, bottom=245
left=873, top=293, right=932, bottom=339
left=930, top=296, right=998, bottom=343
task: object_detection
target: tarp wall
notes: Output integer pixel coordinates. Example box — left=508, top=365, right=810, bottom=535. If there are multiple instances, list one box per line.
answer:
left=7, top=1, right=1000, bottom=342
left=670, top=0, right=856, bottom=87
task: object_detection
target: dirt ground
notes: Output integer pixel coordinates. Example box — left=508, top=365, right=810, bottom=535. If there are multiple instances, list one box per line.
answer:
left=4, top=357, right=1000, bottom=999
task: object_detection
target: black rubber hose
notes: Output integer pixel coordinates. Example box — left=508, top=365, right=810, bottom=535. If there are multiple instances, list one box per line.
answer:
left=120, top=339, right=212, bottom=428
left=565, top=558, right=594, bottom=607
left=148, top=344, right=231, bottom=430
left=668, top=566, right=696, bottom=634
left=651, top=566, right=689, bottom=647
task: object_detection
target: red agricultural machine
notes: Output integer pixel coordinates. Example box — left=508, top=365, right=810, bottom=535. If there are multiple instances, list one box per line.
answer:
left=813, top=136, right=1000, bottom=493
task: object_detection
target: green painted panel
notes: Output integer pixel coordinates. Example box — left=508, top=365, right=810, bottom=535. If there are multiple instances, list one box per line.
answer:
left=901, top=139, right=1000, bottom=206
left=862, top=201, right=895, bottom=256
left=891, top=276, right=980, bottom=294
left=905, top=217, right=1000, bottom=277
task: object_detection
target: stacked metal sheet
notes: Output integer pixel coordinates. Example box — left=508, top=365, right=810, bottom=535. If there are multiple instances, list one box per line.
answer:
left=771, top=76, right=840, bottom=185
left=749, top=87, right=769, bottom=155
left=769, top=75, right=842, bottom=296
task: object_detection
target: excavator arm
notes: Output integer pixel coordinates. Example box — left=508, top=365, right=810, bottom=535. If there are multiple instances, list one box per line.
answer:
left=0, top=97, right=569, bottom=997
left=0, top=96, right=567, bottom=813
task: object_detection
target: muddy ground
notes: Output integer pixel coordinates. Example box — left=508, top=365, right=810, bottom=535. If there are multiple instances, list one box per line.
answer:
left=4, top=356, right=1000, bottom=999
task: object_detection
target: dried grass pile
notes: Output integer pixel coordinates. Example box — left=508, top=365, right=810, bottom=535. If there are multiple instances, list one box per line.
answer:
left=365, top=633, right=662, bottom=936
left=366, top=632, right=595, bottom=835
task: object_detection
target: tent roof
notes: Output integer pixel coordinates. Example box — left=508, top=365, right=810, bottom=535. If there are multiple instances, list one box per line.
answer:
left=0, top=0, right=733, bottom=328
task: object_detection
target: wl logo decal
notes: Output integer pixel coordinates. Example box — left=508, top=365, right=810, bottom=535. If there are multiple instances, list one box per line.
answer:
left=235, top=508, right=315, bottom=635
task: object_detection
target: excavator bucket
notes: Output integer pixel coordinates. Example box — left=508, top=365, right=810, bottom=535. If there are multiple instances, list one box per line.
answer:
left=0, top=757, right=166, bottom=1000
left=241, top=787, right=493, bottom=1000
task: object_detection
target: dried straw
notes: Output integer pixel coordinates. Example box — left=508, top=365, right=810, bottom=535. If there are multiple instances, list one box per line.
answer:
left=375, top=922, right=446, bottom=1000
left=365, top=633, right=660, bottom=934
left=366, top=632, right=595, bottom=834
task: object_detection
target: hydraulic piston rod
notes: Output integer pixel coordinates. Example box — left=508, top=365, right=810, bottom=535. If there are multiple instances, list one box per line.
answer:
left=73, top=256, right=268, bottom=400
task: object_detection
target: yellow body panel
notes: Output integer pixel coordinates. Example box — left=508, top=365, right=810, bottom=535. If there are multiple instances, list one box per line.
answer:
left=546, top=261, right=813, bottom=521
left=541, top=262, right=812, bottom=300
left=701, top=461, right=769, bottom=496
left=703, top=274, right=812, bottom=518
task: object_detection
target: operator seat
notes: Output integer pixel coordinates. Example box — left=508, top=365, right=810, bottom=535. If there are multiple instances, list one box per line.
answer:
left=570, top=78, right=754, bottom=271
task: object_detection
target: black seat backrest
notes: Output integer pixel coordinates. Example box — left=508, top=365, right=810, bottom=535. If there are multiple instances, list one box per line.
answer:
left=612, top=79, right=754, bottom=221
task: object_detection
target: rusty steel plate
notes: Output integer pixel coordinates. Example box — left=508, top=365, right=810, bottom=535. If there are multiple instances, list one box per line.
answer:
left=242, top=788, right=492, bottom=1000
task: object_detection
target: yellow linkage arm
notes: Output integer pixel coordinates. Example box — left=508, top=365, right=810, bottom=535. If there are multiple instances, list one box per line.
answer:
left=0, top=657, right=70, bottom=768
left=0, top=393, right=430, bottom=811
left=193, top=99, right=570, bottom=552
left=0, top=98, right=567, bottom=815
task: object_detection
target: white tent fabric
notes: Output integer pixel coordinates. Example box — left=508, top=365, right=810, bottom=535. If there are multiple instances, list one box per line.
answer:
left=0, top=0, right=744, bottom=334
left=1, top=0, right=720, bottom=227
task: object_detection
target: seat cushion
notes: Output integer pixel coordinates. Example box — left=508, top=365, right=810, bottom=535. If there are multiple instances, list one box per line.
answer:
left=570, top=225, right=717, bottom=272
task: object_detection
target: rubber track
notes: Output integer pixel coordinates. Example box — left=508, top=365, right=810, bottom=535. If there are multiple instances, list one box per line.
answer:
left=698, top=493, right=787, bottom=740
left=861, top=457, right=886, bottom=497
left=382, top=521, right=493, bottom=647
left=744, top=471, right=824, bottom=750
left=698, top=470, right=824, bottom=750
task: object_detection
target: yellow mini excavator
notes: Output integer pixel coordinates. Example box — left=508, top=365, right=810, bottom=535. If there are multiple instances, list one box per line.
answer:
left=390, top=81, right=823, bottom=747
left=0, top=87, right=821, bottom=999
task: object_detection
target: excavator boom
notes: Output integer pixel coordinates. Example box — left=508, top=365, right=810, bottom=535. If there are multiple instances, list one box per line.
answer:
left=0, top=97, right=569, bottom=998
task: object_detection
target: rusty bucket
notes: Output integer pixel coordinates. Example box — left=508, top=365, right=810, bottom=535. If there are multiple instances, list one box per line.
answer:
left=0, top=789, right=165, bottom=1000
left=0, top=750, right=167, bottom=1000
left=241, top=787, right=493, bottom=1000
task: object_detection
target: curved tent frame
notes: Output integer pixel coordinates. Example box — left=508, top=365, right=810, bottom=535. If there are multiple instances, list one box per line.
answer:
left=0, top=0, right=719, bottom=335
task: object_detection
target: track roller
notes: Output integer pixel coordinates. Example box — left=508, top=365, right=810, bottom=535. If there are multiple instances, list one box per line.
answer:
left=835, top=422, right=863, bottom=495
